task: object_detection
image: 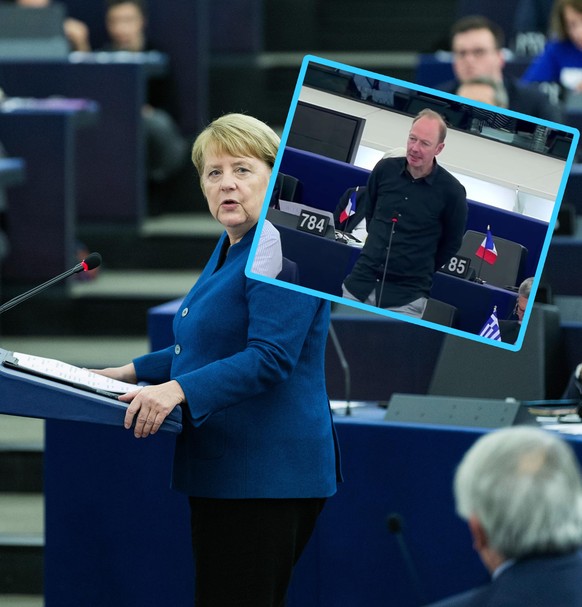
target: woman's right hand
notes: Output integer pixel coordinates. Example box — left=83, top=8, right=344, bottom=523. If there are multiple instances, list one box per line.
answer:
left=91, top=363, right=137, bottom=384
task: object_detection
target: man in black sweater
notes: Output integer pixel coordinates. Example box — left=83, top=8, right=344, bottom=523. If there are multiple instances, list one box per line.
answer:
left=342, top=109, right=467, bottom=318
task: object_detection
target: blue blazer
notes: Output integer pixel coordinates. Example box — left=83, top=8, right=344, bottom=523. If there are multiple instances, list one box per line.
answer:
left=134, top=226, right=341, bottom=499
left=427, top=550, right=582, bottom=607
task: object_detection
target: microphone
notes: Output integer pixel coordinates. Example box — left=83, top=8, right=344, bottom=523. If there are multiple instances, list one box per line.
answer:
left=377, top=211, right=400, bottom=308
left=328, top=322, right=352, bottom=416
left=386, top=513, right=427, bottom=606
left=0, top=252, right=102, bottom=316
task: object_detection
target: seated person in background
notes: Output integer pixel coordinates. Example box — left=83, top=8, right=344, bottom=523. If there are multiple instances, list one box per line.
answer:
left=456, top=77, right=516, bottom=131
left=522, top=0, right=582, bottom=95
left=428, top=426, right=582, bottom=607
left=102, top=0, right=188, bottom=186
left=15, top=0, right=91, bottom=51
left=436, top=15, right=561, bottom=122
left=456, top=77, right=509, bottom=107
left=499, top=276, right=533, bottom=343
left=333, top=185, right=368, bottom=242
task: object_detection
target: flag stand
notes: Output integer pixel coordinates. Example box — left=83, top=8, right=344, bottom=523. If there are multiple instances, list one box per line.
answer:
left=475, top=254, right=486, bottom=284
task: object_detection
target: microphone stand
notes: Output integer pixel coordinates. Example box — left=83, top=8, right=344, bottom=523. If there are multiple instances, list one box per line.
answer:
left=386, top=513, right=428, bottom=607
left=0, top=254, right=101, bottom=316
left=328, top=322, right=351, bottom=416
left=377, top=213, right=399, bottom=308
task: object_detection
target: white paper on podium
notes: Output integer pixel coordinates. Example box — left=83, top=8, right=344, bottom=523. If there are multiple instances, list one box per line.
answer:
left=8, top=351, right=140, bottom=395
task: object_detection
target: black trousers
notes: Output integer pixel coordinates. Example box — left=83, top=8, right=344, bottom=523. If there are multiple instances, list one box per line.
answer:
left=188, top=496, right=326, bottom=607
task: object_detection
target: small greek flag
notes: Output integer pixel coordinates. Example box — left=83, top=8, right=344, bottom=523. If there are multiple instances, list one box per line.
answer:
left=479, top=306, right=502, bottom=341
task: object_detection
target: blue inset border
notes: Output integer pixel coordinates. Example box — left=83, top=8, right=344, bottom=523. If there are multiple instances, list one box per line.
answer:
left=245, top=54, right=580, bottom=353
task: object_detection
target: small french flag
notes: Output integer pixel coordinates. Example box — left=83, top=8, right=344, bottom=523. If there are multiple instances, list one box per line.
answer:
left=476, top=225, right=498, bottom=265
left=339, top=188, right=358, bottom=224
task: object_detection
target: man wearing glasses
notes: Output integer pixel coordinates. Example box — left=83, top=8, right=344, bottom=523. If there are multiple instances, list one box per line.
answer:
left=436, top=15, right=561, bottom=123
left=498, top=276, right=533, bottom=344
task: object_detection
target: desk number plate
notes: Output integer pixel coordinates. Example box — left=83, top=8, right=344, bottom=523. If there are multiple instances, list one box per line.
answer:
left=296, top=210, right=330, bottom=237
left=440, top=255, right=472, bottom=279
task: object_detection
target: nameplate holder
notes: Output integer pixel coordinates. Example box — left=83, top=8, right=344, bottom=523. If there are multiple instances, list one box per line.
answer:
left=296, top=210, right=330, bottom=237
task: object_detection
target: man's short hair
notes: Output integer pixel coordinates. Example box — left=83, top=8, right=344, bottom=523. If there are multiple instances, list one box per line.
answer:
left=450, top=15, right=505, bottom=50
left=518, top=276, right=534, bottom=299
left=411, top=108, right=448, bottom=143
left=457, top=77, right=509, bottom=108
left=106, top=0, right=147, bottom=18
left=454, top=426, right=582, bottom=559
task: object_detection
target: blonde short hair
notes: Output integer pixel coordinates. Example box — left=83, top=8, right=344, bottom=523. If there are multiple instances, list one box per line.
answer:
left=191, top=113, right=280, bottom=186
left=411, top=109, right=448, bottom=143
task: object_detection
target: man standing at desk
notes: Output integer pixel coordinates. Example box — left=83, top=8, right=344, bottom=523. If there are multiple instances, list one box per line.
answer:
left=342, top=109, right=467, bottom=317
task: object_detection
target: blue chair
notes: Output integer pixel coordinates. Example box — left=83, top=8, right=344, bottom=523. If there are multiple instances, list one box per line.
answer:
left=422, top=298, right=459, bottom=328
left=277, top=257, right=300, bottom=284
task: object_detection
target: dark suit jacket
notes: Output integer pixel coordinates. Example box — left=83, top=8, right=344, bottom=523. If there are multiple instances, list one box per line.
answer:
left=438, top=76, right=562, bottom=123
left=426, top=550, right=582, bottom=606
left=499, top=319, right=520, bottom=344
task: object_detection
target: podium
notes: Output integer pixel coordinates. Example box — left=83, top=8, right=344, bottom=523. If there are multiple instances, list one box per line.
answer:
left=0, top=348, right=182, bottom=433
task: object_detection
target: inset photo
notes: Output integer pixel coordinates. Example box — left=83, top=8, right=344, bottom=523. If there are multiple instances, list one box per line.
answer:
left=246, top=55, right=579, bottom=352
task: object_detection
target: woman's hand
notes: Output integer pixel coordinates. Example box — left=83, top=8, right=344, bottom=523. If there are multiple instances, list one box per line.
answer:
left=120, top=380, right=185, bottom=438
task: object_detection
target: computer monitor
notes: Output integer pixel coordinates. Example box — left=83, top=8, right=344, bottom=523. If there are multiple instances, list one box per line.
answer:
left=0, top=4, right=69, bottom=60
left=406, top=93, right=466, bottom=128
left=287, top=101, right=366, bottom=164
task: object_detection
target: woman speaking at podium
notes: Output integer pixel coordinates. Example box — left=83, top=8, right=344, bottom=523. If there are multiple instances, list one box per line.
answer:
left=96, top=113, right=341, bottom=607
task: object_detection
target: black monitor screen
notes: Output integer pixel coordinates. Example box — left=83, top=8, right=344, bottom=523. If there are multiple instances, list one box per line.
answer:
left=287, top=101, right=366, bottom=164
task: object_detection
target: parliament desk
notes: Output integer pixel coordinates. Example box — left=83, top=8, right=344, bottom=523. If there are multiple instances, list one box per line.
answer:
left=0, top=104, right=97, bottom=282
left=271, top=223, right=516, bottom=335
left=38, top=398, right=582, bottom=607
left=0, top=56, right=164, bottom=224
